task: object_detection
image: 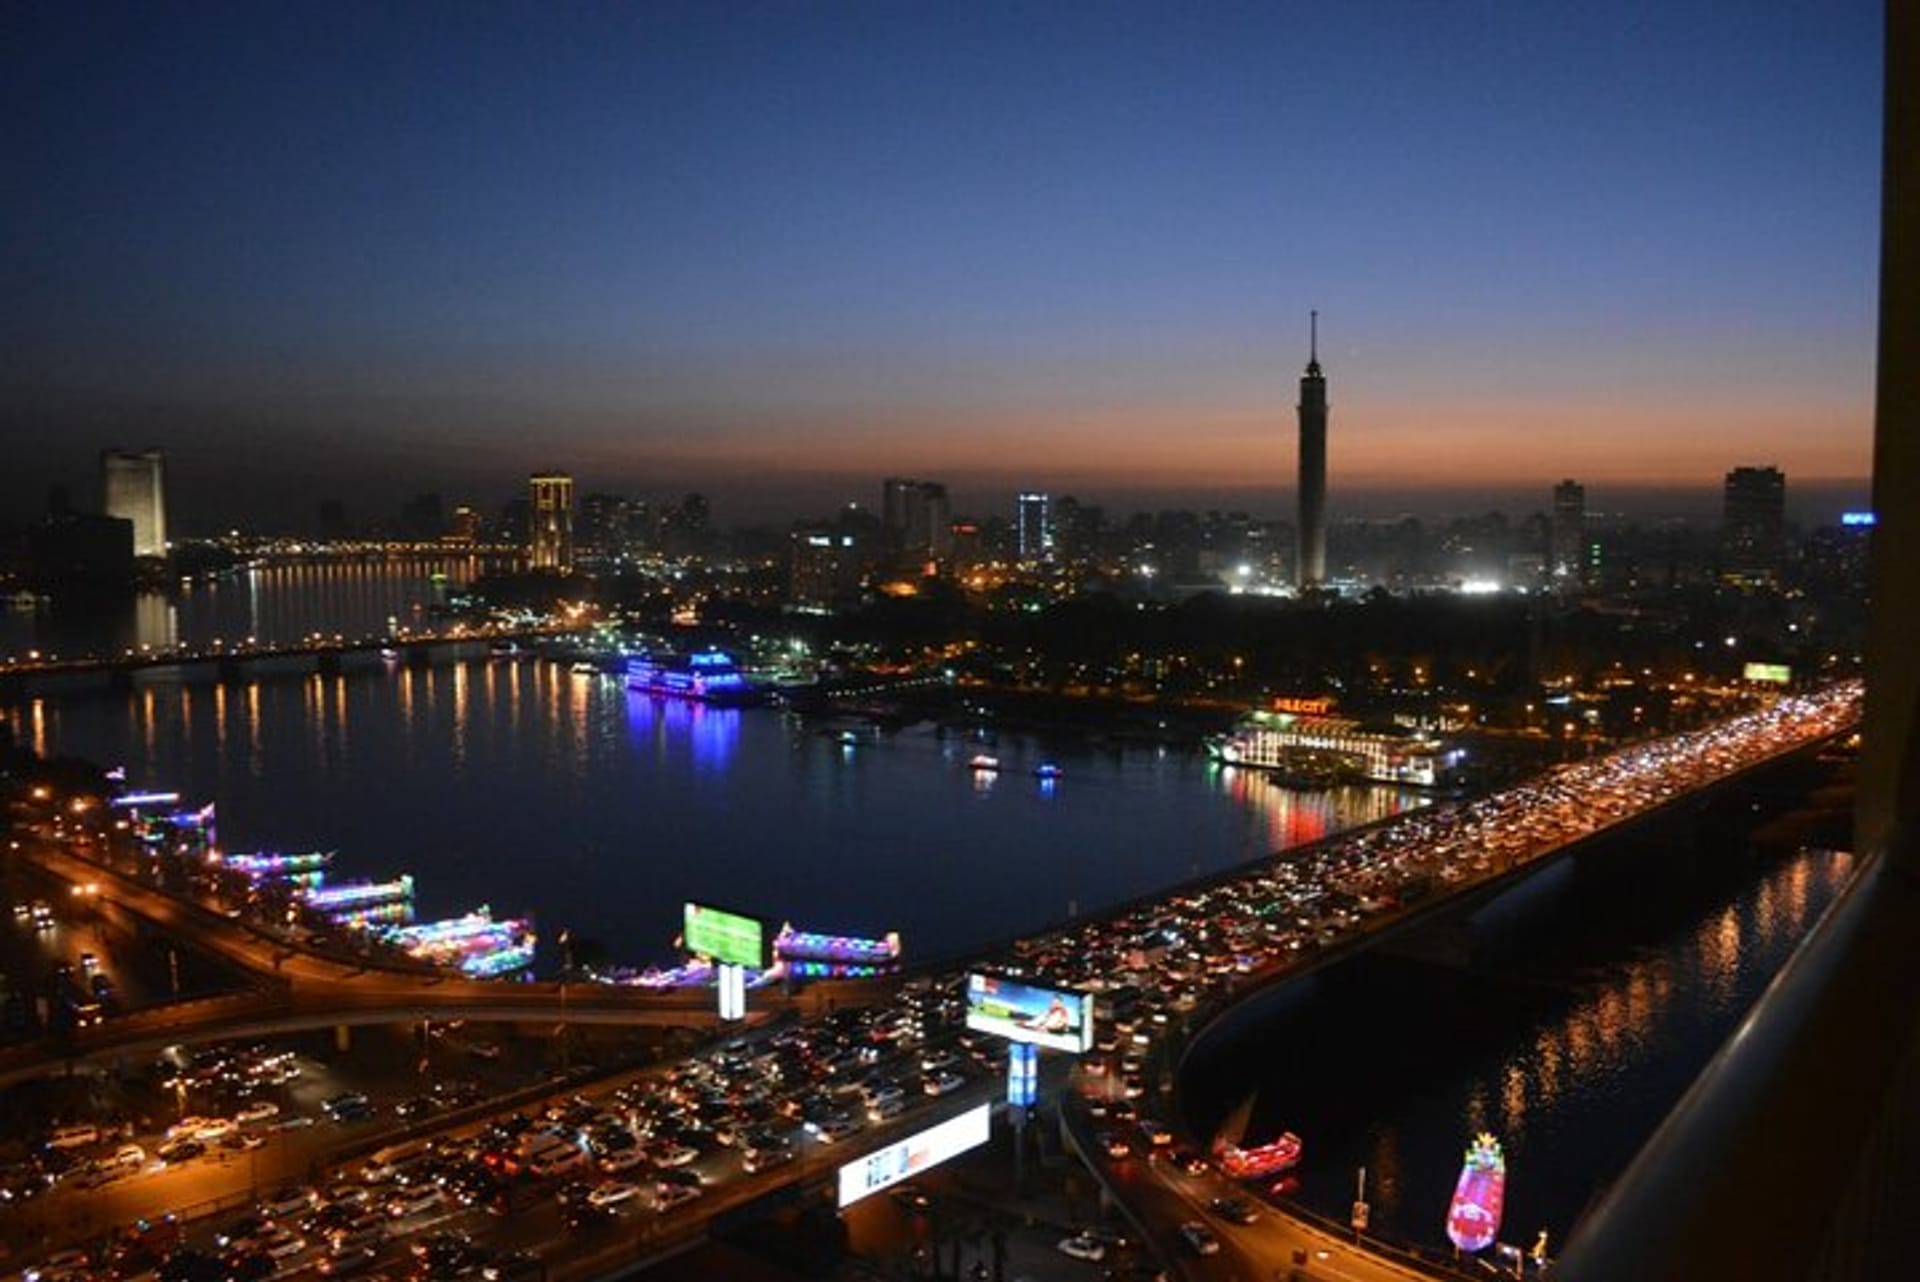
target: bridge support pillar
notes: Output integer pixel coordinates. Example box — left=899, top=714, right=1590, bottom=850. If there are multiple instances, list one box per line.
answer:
left=334, top=1025, right=351, bottom=1053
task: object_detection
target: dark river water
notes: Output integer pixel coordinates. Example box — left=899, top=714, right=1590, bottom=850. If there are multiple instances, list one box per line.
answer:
left=3, top=659, right=1417, bottom=970
left=1180, top=757, right=1853, bottom=1261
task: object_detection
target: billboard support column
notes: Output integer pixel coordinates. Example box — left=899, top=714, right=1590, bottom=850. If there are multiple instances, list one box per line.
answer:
left=717, top=962, right=745, bottom=1021
left=1007, top=1040, right=1037, bottom=1196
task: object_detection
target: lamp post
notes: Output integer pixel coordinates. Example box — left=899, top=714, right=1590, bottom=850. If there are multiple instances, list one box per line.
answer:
left=559, top=928, right=572, bottom=1073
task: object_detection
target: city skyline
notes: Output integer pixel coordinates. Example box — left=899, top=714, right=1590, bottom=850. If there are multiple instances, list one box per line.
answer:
left=4, top=2, right=1882, bottom=527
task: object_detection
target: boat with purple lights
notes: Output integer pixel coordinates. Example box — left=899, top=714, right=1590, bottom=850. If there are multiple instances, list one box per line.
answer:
left=625, top=648, right=763, bottom=706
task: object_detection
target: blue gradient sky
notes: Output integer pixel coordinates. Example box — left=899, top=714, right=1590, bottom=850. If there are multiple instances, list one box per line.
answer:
left=2, top=1, right=1881, bottom=527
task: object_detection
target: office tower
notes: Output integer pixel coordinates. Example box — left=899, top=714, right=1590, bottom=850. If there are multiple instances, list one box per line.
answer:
left=579, top=493, right=633, bottom=556
left=448, top=505, right=481, bottom=544
left=789, top=523, right=864, bottom=612
left=1722, top=465, right=1787, bottom=586
left=529, top=472, right=575, bottom=572
left=100, top=448, right=167, bottom=557
left=881, top=478, right=953, bottom=564
left=1296, top=313, right=1328, bottom=591
left=1550, top=479, right=1587, bottom=587
left=1016, top=492, right=1054, bottom=563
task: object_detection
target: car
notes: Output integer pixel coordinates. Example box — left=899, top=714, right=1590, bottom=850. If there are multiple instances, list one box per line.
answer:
left=316, top=1245, right=380, bottom=1277
left=652, top=1181, right=702, bottom=1211
left=1178, top=1222, right=1221, bottom=1256
left=586, top=1181, right=641, bottom=1210
left=741, top=1143, right=795, bottom=1173
left=261, top=1229, right=308, bottom=1261
left=260, top=1185, right=318, bottom=1218
left=216, top=1215, right=274, bottom=1252
left=78, top=951, right=99, bottom=974
left=598, top=1147, right=647, bottom=1175
left=652, top=1140, right=701, bottom=1166
left=322, top=1092, right=370, bottom=1117
left=221, top=1131, right=268, bottom=1152
left=387, top=1186, right=444, bottom=1218
left=194, top=1118, right=238, bottom=1143
left=156, top=1138, right=204, bottom=1165
left=1098, top=1132, right=1132, bottom=1160
left=235, top=1100, right=280, bottom=1125
left=394, top=1094, right=438, bottom=1121
left=467, top=1040, right=503, bottom=1061
left=1057, top=1234, right=1107, bottom=1262
left=1207, top=1195, right=1260, bottom=1225
left=924, top=1067, right=967, bottom=1096
left=44, top=1125, right=99, bottom=1151
left=1170, top=1148, right=1209, bottom=1176
left=563, top=1200, right=612, bottom=1233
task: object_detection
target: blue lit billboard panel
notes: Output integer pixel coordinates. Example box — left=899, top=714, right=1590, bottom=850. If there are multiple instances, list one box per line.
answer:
left=1007, top=1041, right=1038, bottom=1107
left=964, top=972, right=1094, bottom=1054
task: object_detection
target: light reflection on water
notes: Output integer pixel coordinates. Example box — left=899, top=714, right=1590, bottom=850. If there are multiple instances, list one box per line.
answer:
left=1228, top=843, right=1853, bottom=1254
left=4, top=660, right=1423, bottom=968
left=2, top=556, right=517, bottom=663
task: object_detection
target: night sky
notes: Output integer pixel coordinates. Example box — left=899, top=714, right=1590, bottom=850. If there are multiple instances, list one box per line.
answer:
left=3, top=2, right=1882, bottom=529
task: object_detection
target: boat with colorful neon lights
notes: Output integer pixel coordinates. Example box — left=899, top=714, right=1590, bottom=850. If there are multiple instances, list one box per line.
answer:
left=1033, top=761, right=1063, bottom=780
left=772, top=924, right=901, bottom=978
left=1213, top=1131, right=1303, bottom=1180
left=968, top=754, right=1000, bottom=773
left=377, top=907, right=537, bottom=977
left=1445, top=1133, right=1506, bottom=1254
left=218, top=850, right=333, bottom=889
left=624, top=648, right=763, bottom=705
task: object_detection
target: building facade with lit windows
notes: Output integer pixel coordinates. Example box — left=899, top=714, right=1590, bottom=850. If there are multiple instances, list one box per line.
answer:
left=1721, top=465, right=1786, bottom=587
left=529, top=472, right=575, bottom=571
left=1015, top=492, right=1053, bottom=563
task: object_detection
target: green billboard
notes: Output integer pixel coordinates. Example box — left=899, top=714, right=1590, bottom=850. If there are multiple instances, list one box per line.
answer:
left=684, top=902, right=766, bottom=968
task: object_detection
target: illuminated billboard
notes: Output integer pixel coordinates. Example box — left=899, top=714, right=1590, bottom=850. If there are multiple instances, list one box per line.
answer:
left=1743, top=662, right=1792, bottom=685
left=836, top=1102, right=990, bottom=1209
left=964, top=972, right=1094, bottom=1054
left=683, top=902, right=767, bottom=968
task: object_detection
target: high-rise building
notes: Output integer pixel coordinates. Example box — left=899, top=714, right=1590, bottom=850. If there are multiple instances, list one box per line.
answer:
left=1296, top=313, right=1329, bottom=591
left=1722, top=465, right=1787, bottom=586
left=1550, top=479, right=1587, bottom=587
left=1016, top=492, right=1053, bottom=563
left=529, top=473, right=575, bottom=572
left=101, top=448, right=167, bottom=558
left=448, top=505, right=481, bottom=544
left=881, top=478, right=953, bottom=564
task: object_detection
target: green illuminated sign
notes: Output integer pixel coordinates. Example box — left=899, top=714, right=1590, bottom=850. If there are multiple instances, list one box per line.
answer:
left=684, top=902, right=765, bottom=968
left=1743, top=662, right=1792, bottom=685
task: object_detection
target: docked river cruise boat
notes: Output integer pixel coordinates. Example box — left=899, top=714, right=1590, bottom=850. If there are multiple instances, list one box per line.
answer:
left=625, top=648, right=763, bottom=705
left=1208, top=700, right=1460, bottom=788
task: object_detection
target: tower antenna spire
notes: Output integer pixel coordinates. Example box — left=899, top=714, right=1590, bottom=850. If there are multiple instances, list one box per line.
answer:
left=1310, top=309, right=1318, bottom=365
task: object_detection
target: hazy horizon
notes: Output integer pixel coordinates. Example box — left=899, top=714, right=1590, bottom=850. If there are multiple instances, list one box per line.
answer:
left=3, top=2, right=1880, bottom=530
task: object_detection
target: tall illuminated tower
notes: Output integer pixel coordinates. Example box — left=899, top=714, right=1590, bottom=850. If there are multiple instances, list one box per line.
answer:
left=101, top=448, right=168, bottom=558
left=1296, top=312, right=1328, bottom=591
left=529, top=472, right=575, bottom=572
